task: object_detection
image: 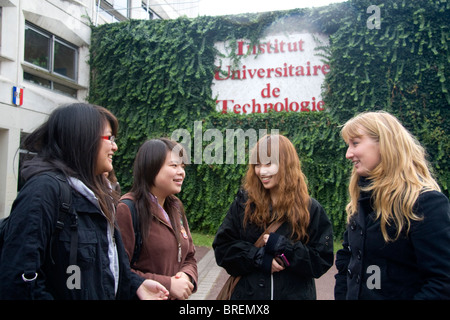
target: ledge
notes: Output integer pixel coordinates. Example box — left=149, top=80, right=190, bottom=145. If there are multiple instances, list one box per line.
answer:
left=21, top=63, right=88, bottom=91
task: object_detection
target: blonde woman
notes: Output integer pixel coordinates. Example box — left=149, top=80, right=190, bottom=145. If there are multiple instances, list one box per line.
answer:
left=213, top=134, right=333, bottom=300
left=334, top=111, right=450, bottom=300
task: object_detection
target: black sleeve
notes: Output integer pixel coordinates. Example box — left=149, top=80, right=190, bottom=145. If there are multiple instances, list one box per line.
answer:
left=334, top=228, right=350, bottom=300
left=0, top=175, right=60, bottom=299
left=282, top=198, right=334, bottom=279
left=213, top=192, right=260, bottom=277
left=410, top=191, right=450, bottom=299
left=114, top=228, right=145, bottom=300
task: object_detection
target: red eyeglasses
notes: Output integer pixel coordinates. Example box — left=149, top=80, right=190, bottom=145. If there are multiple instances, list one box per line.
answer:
left=101, top=135, right=116, bottom=144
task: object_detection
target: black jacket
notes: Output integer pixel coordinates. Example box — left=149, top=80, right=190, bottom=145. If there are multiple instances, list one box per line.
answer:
left=213, top=189, right=334, bottom=300
left=0, top=171, right=144, bottom=300
left=335, top=182, right=450, bottom=300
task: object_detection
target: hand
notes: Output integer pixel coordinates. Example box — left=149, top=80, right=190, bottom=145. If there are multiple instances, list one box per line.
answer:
left=174, top=271, right=191, bottom=282
left=170, top=272, right=194, bottom=300
left=137, top=279, right=169, bottom=300
left=271, top=258, right=285, bottom=273
left=263, top=234, right=270, bottom=245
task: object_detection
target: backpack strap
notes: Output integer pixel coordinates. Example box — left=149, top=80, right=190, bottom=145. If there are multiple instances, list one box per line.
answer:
left=1, top=171, right=77, bottom=296
left=0, top=217, right=8, bottom=256
left=42, top=172, right=78, bottom=266
left=120, top=199, right=142, bottom=267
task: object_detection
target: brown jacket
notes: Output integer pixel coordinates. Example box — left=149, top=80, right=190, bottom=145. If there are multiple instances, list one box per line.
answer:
left=116, top=193, right=198, bottom=295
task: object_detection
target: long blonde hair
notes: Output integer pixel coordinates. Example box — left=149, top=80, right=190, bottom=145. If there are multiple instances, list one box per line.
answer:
left=341, top=111, right=440, bottom=242
left=243, top=134, right=310, bottom=242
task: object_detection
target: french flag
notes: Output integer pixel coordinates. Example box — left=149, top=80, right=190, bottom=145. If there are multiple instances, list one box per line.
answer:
left=12, top=86, right=23, bottom=106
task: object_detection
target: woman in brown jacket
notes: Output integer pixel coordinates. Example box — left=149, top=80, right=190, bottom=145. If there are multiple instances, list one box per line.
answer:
left=116, top=138, right=197, bottom=300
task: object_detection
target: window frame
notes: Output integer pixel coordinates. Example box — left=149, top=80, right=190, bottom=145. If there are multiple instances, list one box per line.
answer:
left=24, top=21, right=78, bottom=81
left=23, top=21, right=82, bottom=98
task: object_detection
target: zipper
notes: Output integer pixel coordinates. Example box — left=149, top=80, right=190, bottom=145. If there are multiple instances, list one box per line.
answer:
left=154, top=215, right=182, bottom=264
left=270, top=274, right=274, bottom=300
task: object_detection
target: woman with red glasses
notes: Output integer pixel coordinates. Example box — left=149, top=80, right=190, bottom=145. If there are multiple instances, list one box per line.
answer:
left=0, top=103, right=168, bottom=300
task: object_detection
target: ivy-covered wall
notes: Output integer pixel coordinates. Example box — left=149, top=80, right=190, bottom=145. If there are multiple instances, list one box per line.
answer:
left=324, top=0, right=449, bottom=193
left=89, top=0, right=449, bottom=239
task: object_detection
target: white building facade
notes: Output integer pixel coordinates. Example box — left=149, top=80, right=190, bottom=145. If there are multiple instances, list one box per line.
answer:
left=0, top=0, right=198, bottom=218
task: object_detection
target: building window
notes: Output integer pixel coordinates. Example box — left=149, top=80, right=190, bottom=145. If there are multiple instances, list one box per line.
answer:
left=23, top=22, right=78, bottom=97
left=141, top=1, right=154, bottom=20
left=23, top=72, right=77, bottom=97
left=24, top=25, right=50, bottom=70
left=54, top=40, right=77, bottom=79
left=17, top=132, right=36, bottom=192
left=114, top=0, right=130, bottom=17
left=96, top=0, right=128, bottom=23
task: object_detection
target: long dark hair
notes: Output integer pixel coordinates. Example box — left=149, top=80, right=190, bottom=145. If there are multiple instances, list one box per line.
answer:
left=130, top=138, right=186, bottom=238
left=21, top=103, right=119, bottom=225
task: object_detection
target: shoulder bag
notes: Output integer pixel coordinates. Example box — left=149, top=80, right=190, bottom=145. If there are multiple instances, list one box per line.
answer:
left=216, top=220, right=282, bottom=300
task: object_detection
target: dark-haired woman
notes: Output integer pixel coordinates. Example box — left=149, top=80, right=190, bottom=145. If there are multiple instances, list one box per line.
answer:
left=116, top=138, right=198, bottom=300
left=0, top=103, right=168, bottom=300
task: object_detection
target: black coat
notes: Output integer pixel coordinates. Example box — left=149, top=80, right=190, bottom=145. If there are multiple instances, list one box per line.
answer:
left=335, top=186, right=450, bottom=300
left=213, top=190, right=334, bottom=300
left=0, top=172, right=144, bottom=299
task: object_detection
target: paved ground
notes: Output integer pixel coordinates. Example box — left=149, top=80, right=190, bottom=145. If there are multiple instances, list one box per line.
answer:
left=189, top=246, right=337, bottom=300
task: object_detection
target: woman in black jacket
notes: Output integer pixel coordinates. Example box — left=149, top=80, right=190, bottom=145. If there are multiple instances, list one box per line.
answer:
left=335, top=111, right=450, bottom=300
left=213, top=134, right=334, bottom=300
left=0, top=103, right=168, bottom=300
